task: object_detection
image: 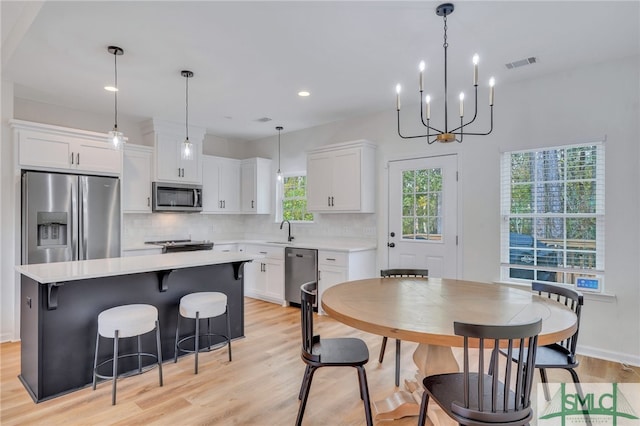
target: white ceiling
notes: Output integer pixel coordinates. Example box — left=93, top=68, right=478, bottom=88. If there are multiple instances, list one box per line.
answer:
left=2, top=1, right=639, bottom=141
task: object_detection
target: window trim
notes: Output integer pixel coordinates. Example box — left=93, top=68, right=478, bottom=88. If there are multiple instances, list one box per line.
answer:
left=275, top=172, right=314, bottom=224
left=499, top=141, right=605, bottom=290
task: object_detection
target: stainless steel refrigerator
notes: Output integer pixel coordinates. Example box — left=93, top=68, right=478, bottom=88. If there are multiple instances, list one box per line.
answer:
left=22, top=171, right=121, bottom=265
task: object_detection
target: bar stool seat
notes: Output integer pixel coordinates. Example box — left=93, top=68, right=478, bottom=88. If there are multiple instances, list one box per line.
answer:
left=93, top=304, right=163, bottom=405
left=175, top=292, right=232, bottom=374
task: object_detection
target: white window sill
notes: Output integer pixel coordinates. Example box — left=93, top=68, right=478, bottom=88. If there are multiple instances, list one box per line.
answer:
left=494, top=280, right=616, bottom=302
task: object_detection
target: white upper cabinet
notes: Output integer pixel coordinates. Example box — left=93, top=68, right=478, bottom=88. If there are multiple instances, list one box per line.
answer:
left=202, top=155, right=241, bottom=213
left=13, top=120, right=122, bottom=175
left=123, top=144, right=153, bottom=213
left=306, top=140, right=376, bottom=213
left=241, top=157, right=272, bottom=214
left=142, top=119, right=204, bottom=184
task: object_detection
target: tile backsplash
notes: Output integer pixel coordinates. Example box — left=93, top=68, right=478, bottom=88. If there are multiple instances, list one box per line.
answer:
left=123, top=213, right=376, bottom=246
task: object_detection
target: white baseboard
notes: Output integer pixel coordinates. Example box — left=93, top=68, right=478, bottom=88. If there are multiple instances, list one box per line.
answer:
left=0, top=333, right=19, bottom=344
left=578, top=344, right=640, bottom=367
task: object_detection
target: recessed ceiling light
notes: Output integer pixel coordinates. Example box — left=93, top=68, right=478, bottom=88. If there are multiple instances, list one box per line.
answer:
left=298, top=91, right=310, bottom=97
left=104, top=86, right=118, bottom=92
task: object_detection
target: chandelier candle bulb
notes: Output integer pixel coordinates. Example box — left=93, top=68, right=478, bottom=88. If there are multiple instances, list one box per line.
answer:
left=459, top=92, right=464, bottom=117
left=419, top=61, right=425, bottom=91
left=396, top=84, right=401, bottom=110
left=489, top=77, right=495, bottom=105
left=473, top=54, right=479, bottom=86
left=425, top=95, right=431, bottom=120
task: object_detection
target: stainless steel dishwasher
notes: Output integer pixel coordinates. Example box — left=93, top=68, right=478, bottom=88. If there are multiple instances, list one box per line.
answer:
left=285, top=247, right=318, bottom=306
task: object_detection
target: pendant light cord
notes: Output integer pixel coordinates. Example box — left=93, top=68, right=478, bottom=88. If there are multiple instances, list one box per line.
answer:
left=185, top=74, right=189, bottom=141
left=278, top=128, right=281, bottom=170
left=113, top=51, right=118, bottom=130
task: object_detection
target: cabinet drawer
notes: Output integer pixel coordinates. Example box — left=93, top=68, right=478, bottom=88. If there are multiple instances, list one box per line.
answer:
left=244, top=244, right=285, bottom=260
left=318, top=250, right=348, bottom=268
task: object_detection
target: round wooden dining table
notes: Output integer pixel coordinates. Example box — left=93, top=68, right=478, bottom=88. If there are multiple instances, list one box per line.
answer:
left=321, top=277, right=578, bottom=423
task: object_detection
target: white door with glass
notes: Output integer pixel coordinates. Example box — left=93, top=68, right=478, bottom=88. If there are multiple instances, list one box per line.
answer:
left=387, top=155, right=458, bottom=278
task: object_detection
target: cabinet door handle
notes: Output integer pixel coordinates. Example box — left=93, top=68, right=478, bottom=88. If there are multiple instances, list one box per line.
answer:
left=71, top=152, right=74, bottom=164
left=251, top=200, right=254, bottom=209
left=259, top=251, right=268, bottom=254
left=331, top=196, right=334, bottom=206
left=223, top=200, right=225, bottom=208
left=178, top=167, right=181, bottom=177
left=77, top=153, right=80, bottom=165
left=327, top=196, right=331, bottom=207
left=318, top=271, right=322, bottom=280
left=147, top=197, right=150, bottom=207
left=325, top=258, right=336, bottom=261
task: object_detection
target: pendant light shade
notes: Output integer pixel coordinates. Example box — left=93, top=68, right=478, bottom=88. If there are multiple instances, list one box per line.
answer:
left=276, top=126, right=283, bottom=182
left=107, top=46, right=125, bottom=150
left=181, top=70, right=194, bottom=161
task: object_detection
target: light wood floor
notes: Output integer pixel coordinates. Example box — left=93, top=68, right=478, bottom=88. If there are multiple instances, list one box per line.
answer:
left=1, top=297, right=638, bottom=425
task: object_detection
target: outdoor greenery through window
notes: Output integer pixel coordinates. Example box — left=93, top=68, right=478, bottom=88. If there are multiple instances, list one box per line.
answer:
left=402, top=168, right=442, bottom=241
left=500, top=142, right=604, bottom=287
left=281, top=175, right=313, bottom=222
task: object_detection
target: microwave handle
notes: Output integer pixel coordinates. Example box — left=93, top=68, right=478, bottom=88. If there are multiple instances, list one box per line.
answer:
left=194, top=188, right=199, bottom=207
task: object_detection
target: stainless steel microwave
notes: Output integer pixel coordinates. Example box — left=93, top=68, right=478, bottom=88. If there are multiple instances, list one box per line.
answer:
left=152, top=182, right=202, bottom=212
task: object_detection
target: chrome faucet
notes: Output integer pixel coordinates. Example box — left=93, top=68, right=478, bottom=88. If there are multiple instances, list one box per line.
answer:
left=280, top=220, right=294, bottom=242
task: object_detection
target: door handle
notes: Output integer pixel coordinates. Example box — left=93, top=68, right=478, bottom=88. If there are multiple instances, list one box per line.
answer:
left=331, top=196, right=334, bottom=207
left=147, top=197, right=150, bottom=207
left=76, top=153, right=80, bottom=165
left=327, top=196, right=331, bottom=207
left=390, top=232, right=396, bottom=237
left=71, top=152, right=74, bottom=165
left=387, top=242, right=396, bottom=248
left=251, top=200, right=254, bottom=209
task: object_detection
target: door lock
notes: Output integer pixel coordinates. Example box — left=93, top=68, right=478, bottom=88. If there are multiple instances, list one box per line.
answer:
left=390, top=232, right=395, bottom=237
left=387, top=242, right=395, bottom=248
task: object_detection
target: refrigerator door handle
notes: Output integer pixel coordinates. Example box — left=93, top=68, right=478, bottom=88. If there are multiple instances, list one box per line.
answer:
left=70, top=181, right=79, bottom=260
left=80, top=178, right=89, bottom=260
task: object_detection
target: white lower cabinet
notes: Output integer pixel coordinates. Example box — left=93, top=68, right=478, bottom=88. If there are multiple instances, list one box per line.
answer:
left=241, top=244, right=284, bottom=304
left=317, top=249, right=376, bottom=314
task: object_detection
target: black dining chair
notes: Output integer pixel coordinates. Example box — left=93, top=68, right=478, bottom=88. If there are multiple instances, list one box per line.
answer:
left=418, top=319, right=542, bottom=426
left=497, top=282, right=585, bottom=401
left=379, top=268, right=429, bottom=386
left=296, top=281, right=373, bottom=426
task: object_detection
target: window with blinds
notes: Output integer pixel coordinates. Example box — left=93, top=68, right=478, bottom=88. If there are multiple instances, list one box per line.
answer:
left=500, top=142, right=605, bottom=288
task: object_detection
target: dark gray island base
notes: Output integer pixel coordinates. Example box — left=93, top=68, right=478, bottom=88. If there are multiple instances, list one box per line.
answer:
left=19, top=261, right=248, bottom=402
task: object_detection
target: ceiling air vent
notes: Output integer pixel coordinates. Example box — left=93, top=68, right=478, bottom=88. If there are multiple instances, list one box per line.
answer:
left=505, top=57, right=537, bottom=70
left=255, top=117, right=272, bottom=123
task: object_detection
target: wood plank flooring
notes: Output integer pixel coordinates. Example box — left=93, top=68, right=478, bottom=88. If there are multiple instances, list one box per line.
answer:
left=1, top=297, right=639, bottom=425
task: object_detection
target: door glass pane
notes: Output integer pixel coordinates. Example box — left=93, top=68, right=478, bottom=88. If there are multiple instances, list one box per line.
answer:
left=401, top=168, right=443, bottom=241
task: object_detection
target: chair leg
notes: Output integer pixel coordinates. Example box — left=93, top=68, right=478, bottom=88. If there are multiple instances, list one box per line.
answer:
left=417, top=390, right=430, bottom=426
left=568, top=368, right=591, bottom=426
left=226, top=306, right=232, bottom=362
left=379, top=336, right=388, bottom=363
left=298, top=365, right=311, bottom=400
left=539, top=368, right=551, bottom=401
left=207, top=317, right=212, bottom=350
left=174, top=312, right=181, bottom=363
left=194, top=312, right=200, bottom=374
left=155, top=320, right=163, bottom=387
left=112, top=330, right=119, bottom=406
left=295, top=366, right=317, bottom=426
left=395, top=339, right=401, bottom=387
left=356, top=366, right=373, bottom=426
left=92, top=329, right=100, bottom=390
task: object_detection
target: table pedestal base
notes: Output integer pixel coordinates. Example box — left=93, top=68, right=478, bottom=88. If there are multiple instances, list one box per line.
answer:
left=373, top=343, right=459, bottom=423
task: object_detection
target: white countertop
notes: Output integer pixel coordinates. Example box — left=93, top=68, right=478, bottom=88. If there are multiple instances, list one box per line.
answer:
left=123, top=239, right=377, bottom=253
left=16, top=251, right=261, bottom=284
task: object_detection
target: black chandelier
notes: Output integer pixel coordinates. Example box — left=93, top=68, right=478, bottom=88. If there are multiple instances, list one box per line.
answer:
left=396, top=3, right=495, bottom=144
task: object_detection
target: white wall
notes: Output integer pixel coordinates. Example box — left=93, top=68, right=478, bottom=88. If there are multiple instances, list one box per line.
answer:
left=1, top=80, right=17, bottom=342
left=3, top=56, right=639, bottom=364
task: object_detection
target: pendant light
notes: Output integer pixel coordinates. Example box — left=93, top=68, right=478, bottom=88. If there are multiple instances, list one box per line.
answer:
left=106, top=46, right=125, bottom=149
left=181, top=70, right=194, bottom=160
left=276, top=126, right=283, bottom=182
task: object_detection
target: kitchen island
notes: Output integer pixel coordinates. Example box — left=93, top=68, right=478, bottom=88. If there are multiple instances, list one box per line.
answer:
left=15, top=251, right=259, bottom=402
